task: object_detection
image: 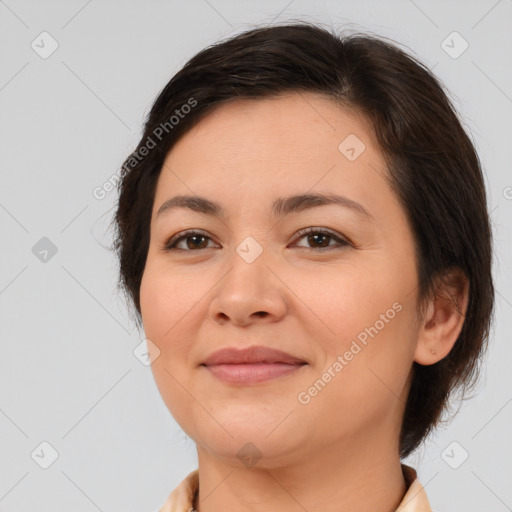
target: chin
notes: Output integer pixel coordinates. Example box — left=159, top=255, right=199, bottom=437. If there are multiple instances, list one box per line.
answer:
left=193, top=419, right=307, bottom=467
left=196, top=434, right=301, bottom=469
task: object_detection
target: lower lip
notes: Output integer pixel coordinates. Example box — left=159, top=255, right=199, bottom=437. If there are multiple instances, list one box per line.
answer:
left=203, top=363, right=306, bottom=385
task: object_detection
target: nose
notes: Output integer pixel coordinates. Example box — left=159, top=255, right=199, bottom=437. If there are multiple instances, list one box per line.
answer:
left=208, top=245, right=288, bottom=327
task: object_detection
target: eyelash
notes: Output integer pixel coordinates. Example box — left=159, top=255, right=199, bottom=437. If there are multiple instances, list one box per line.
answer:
left=162, top=227, right=350, bottom=252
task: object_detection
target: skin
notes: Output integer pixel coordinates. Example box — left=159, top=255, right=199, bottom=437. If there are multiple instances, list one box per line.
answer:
left=139, top=92, right=469, bottom=512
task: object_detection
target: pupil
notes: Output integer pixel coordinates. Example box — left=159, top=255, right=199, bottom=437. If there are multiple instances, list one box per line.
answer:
left=188, top=235, right=207, bottom=249
left=309, top=233, right=329, bottom=247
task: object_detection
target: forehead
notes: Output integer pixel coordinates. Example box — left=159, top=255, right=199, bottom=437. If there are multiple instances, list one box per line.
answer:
left=154, top=92, right=392, bottom=220
left=167, top=92, right=378, bottom=166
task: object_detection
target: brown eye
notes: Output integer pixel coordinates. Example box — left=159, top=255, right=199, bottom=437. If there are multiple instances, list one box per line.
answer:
left=306, top=232, right=331, bottom=248
left=293, top=227, right=349, bottom=250
left=183, top=235, right=210, bottom=250
left=164, top=230, right=217, bottom=251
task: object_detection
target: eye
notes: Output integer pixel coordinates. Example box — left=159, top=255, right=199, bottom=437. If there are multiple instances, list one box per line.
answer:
left=162, top=227, right=350, bottom=252
left=291, top=227, right=350, bottom=250
left=163, top=229, right=218, bottom=251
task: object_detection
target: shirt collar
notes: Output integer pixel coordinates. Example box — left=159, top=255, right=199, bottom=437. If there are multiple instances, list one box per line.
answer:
left=397, top=465, right=432, bottom=511
left=159, top=464, right=432, bottom=512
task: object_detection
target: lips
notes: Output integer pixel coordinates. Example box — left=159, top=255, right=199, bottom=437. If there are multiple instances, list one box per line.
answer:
left=201, top=345, right=306, bottom=366
left=201, top=345, right=307, bottom=385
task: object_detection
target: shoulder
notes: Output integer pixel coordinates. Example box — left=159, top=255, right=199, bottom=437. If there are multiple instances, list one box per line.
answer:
left=158, top=469, right=199, bottom=512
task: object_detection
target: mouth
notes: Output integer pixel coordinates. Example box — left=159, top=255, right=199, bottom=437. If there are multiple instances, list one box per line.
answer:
left=200, top=345, right=308, bottom=385
left=203, top=362, right=307, bottom=385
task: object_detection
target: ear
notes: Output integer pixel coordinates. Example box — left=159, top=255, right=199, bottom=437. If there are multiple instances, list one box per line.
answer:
left=414, top=268, right=470, bottom=365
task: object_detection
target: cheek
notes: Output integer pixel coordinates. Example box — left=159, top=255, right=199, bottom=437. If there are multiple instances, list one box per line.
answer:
left=290, top=262, right=416, bottom=398
left=295, top=309, right=414, bottom=439
left=140, top=265, right=190, bottom=383
left=140, top=260, right=205, bottom=341
left=140, top=265, right=202, bottom=430
left=285, top=263, right=389, bottom=351
left=139, top=257, right=223, bottom=375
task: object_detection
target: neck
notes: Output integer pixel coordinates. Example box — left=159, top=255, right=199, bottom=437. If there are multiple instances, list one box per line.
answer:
left=194, top=436, right=407, bottom=512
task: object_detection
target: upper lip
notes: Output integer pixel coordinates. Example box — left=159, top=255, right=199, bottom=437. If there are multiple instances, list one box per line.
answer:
left=201, top=345, right=306, bottom=366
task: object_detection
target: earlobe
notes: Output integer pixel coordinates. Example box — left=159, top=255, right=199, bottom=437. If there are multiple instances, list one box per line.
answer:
left=414, top=269, right=469, bottom=365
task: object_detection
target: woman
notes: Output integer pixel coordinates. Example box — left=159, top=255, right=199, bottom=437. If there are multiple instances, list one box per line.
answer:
left=113, top=22, right=494, bottom=512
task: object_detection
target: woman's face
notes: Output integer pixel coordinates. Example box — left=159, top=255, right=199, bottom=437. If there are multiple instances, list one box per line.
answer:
left=140, top=92, right=421, bottom=467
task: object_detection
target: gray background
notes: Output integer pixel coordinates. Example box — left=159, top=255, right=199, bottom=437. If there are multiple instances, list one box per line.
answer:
left=1, top=0, right=511, bottom=511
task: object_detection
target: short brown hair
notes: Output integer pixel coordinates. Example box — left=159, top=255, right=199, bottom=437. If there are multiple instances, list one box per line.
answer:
left=112, top=22, right=495, bottom=457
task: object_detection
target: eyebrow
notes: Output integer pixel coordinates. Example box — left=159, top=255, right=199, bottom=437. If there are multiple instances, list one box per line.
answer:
left=156, top=193, right=373, bottom=221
